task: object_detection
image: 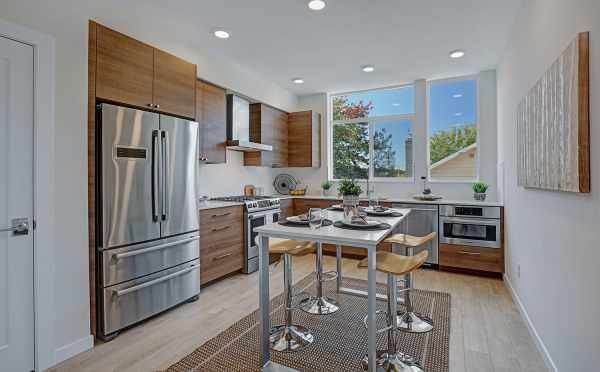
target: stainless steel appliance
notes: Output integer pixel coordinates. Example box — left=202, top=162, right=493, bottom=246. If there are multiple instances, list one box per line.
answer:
left=225, top=94, right=273, bottom=152
left=210, top=195, right=281, bottom=273
left=96, top=103, right=200, bottom=340
left=439, top=205, right=501, bottom=248
left=392, top=203, right=439, bottom=265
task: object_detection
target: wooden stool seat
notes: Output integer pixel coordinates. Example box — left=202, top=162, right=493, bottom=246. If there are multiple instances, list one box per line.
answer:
left=385, top=232, right=436, bottom=247
left=267, top=238, right=315, bottom=256
left=358, top=250, right=429, bottom=276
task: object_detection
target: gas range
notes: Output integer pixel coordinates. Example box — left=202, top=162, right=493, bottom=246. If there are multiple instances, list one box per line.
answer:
left=210, top=195, right=280, bottom=213
left=210, top=195, right=281, bottom=273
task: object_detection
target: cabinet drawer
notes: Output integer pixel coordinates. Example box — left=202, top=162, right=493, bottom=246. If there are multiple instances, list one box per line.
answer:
left=439, top=244, right=503, bottom=273
left=200, top=243, right=243, bottom=284
left=200, top=206, right=243, bottom=231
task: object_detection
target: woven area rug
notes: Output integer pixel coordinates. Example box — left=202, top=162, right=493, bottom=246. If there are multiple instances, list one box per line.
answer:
left=163, top=273, right=450, bottom=372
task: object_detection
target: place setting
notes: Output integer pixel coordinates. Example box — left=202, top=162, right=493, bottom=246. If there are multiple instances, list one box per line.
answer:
left=278, top=208, right=333, bottom=228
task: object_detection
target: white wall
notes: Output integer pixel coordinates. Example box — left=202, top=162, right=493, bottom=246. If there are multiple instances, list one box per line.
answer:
left=497, top=1, right=600, bottom=371
left=281, top=71, right=498, bottom=201
left=1, top=0, right=297, bottom=366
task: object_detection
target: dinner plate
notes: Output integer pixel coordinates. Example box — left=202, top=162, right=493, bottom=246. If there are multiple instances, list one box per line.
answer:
left=364, top=207, right=395, bottom=216
left=286, top=215, right=309, bottom=224
left=340, top=219, right=383, bottom=228
left=329, top=204, right=344, bottom=211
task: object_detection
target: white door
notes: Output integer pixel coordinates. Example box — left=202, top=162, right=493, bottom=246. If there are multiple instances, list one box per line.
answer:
left=0, top=36, right=35, bottom=372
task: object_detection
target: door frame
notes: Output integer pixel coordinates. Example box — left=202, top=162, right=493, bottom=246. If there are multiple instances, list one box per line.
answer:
left=0, top=19, right=56, bottom=371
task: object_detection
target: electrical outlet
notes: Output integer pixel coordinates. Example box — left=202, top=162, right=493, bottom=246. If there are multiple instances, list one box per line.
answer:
left=517, top=264, right=521, bottom=279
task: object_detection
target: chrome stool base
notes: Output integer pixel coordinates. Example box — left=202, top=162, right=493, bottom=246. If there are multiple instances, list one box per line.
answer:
left=269, top=324, right=314, bottom=352
left=397, top=311, right=434, bottom=333
left=361, top=351, right=424, bottom=372
left=299, top=296, right=339, bottom=315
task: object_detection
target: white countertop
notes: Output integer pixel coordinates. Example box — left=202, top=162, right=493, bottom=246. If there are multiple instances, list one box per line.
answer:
left=198, top=200, right=244, bottom=210
left=279, top=194, right=503, bottom=207
left=254, top=209, right=410, bottom=247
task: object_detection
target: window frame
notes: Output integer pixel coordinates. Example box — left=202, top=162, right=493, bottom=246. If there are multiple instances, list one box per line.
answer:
left=329, top=83, right=416, bottom=182
left=426, top=75, right=480, bottom=183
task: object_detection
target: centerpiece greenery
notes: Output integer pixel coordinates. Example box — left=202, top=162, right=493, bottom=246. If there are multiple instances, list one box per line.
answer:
left=338, top=179, right=362, bottom=196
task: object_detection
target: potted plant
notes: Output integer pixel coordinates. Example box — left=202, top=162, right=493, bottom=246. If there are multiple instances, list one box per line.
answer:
left=472, top=181, right=489, bottom=201
left=321, top=180, right=333, bottom=196
left=338, top=179, right=362, bottom=222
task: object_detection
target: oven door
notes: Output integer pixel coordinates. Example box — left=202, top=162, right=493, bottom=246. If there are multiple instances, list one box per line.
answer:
left=246, top=210, right=280, bottom=272
left=439, top=217, right=500, bottom=248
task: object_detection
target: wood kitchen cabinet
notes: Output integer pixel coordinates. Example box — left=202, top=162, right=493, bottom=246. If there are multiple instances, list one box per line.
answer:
left=244, top=103, right=288, bottom=167
left=279, top=198, right=294, bottom=219
left=196, top=80, right=227, bottom=163
left=439, top=243, right=504, bottom=274
left=199, top=206, right=244, bottom=284
left=95, top=23, right=196, bottom=119
left=288, top=111, right=321, bottom=167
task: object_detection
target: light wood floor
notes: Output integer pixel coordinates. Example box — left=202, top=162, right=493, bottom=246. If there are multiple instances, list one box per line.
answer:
left=50, top=255, right=548, bottom=372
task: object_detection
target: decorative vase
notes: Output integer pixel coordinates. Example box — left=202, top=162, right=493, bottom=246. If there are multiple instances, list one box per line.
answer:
left=322, top=189, right=331, bottom=197
left=342, top=194, right=360, bottom=222
left=474, top=192, right=487, bottom=201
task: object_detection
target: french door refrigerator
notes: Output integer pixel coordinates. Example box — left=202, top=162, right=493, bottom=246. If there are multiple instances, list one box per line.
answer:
left=96, top=103, right=200, bottom=340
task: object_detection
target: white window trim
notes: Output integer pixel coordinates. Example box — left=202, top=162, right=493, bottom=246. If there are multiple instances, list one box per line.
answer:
left=426, top=74, right=480, bottom=183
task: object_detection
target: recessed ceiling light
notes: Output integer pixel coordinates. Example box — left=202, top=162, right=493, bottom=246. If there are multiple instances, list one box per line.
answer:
left=454, top=112, right=463, bottom=116
left=213, top=30, right=230, bottom=39
left=292, top=78, right=304, bottom=84
left=449, top=50, right=465, bottom=59
left=392, top=103, right=401, bottom=107
left=307, top=0, right=326, bottom=10
left=452, top=93, right=463, bottom=98
left=362, top=65, right=375, bottom=72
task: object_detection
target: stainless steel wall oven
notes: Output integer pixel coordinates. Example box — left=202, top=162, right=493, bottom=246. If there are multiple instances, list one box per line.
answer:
left=439, top=205, right=501, bottom=248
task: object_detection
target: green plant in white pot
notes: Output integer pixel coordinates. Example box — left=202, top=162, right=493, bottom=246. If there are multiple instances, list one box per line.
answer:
left=472, top=181, right=489, bottom=201
left=321, top=180, right=333, bottom=196
left=338, top=179, right=362, bottom=222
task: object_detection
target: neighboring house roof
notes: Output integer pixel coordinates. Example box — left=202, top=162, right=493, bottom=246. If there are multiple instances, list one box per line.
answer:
left=430, top=143, right=477, bottom=170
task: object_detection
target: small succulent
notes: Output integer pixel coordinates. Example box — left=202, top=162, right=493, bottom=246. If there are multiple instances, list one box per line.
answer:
left=321, top=180, right=333, bottom=190
left=338, top=179, right=362, bottom=196
left=472, top=181, right=489, bottom=194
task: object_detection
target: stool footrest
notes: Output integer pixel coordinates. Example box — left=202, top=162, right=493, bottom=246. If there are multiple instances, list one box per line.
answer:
left=362, top=310, right=393, bottom=334
left=319, top=270, right=338, bottom=283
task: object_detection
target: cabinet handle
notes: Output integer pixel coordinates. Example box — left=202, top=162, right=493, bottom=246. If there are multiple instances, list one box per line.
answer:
left=155, top=104, right=160, bottom=109
left=211, top=212, right=231, bottom=218
left=147, top=103, right=154, bottom=108
left=214, top=252, right=233, bottom=260
left=211, top=226, right=230, bottom=232
left=457, top=251, right=481, bottom=256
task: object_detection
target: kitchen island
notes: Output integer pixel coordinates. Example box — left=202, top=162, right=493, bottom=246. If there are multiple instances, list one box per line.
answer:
left=254, top=208, right=411, bottom=372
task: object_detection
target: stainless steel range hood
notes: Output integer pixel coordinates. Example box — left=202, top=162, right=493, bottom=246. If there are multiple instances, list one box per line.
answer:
left=226, top=94, right=272, bottom=152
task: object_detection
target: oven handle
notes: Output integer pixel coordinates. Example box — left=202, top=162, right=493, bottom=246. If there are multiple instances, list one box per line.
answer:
left=113, top=263, right=200, bottom=297
left=113, top=236, right=199, bottom=260
left=441, top=217, right=499, bottom=226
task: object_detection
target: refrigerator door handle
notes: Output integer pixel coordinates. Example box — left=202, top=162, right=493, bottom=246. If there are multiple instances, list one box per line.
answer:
left=112, top=263, right=200, bottom=297
left=161, top=130, right=170, bottom=221
left=152, top=130, right=160, bottom=222
left=113, top=235, right=199, bottom=260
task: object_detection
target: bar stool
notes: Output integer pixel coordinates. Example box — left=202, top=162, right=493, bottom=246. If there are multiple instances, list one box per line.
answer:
left=266, top=238, right=317, bottom=352
left=385, top=232, right=436, bottom=333
left=299, top=242, right=340, bottom=315
left=357, top=250, right=429, bottom=372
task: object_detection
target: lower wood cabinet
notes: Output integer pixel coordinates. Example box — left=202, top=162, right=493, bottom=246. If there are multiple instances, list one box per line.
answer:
left=199, top=206, right=244, bottom=284
left=439, top=243, right=504, bottom=273
left=279, top=198, right=294, bottom=219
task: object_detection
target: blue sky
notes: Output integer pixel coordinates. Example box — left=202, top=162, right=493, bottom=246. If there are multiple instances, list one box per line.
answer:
left=338, top=80, right=476, bottom=171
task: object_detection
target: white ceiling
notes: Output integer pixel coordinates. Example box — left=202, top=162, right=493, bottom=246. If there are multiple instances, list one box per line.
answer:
left=147, top=0, right=524, bottom=96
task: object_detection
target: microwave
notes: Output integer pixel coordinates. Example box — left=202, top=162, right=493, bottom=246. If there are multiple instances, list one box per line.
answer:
left=439, top=205, right=501, bottom=248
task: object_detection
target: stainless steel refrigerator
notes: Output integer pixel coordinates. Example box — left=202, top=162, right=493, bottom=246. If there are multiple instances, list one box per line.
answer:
left=96, top=103, right=200, bottom=340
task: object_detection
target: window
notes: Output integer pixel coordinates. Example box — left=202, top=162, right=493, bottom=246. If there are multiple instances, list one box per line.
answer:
left=331, top=85, right=415, bottom=180
left=428, top=78, right=477, bottom=181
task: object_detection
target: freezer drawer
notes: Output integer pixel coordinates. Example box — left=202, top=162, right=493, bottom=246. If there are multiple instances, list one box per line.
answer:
left=102, top=259, right=200, bottom=336
left=101, top=233, right=199, bottom=287
left=392, top=203, right=439, bottom=265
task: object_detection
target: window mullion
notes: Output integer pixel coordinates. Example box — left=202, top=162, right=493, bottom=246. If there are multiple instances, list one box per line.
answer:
left=368, top=121, right=374, bottom=180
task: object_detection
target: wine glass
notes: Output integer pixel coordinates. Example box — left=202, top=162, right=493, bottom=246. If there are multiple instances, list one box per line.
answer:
left=308, top=208, right=323, bottom=230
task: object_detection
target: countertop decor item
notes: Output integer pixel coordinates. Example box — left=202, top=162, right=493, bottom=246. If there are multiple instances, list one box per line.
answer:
left=321, top=180, right=333, bottom=196
left=472, top=181, right=489, bottom=201
left=516, top=32, right=590, bottom=193
left=273, top=174, right=297, bottom=195
left=243, top=184, right=255, bottom=196
left=413, top=194, right=443, bottom=201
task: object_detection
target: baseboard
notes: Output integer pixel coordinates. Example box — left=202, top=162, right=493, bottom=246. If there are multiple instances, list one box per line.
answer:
left=53, top=334, right=94, bottom=366
left=503, top=274, right=559, bottom=372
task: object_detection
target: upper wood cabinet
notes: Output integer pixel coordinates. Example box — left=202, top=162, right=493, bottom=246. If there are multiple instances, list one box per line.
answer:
left=196, top=80, right=227, bottom=164
left=94, top=23, right=197, bottom=119
left=244, top=103, right=288, bottom=167
left=288, top=110, right=321, bottom=167
left=153, top=49, right=197, bottom=119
